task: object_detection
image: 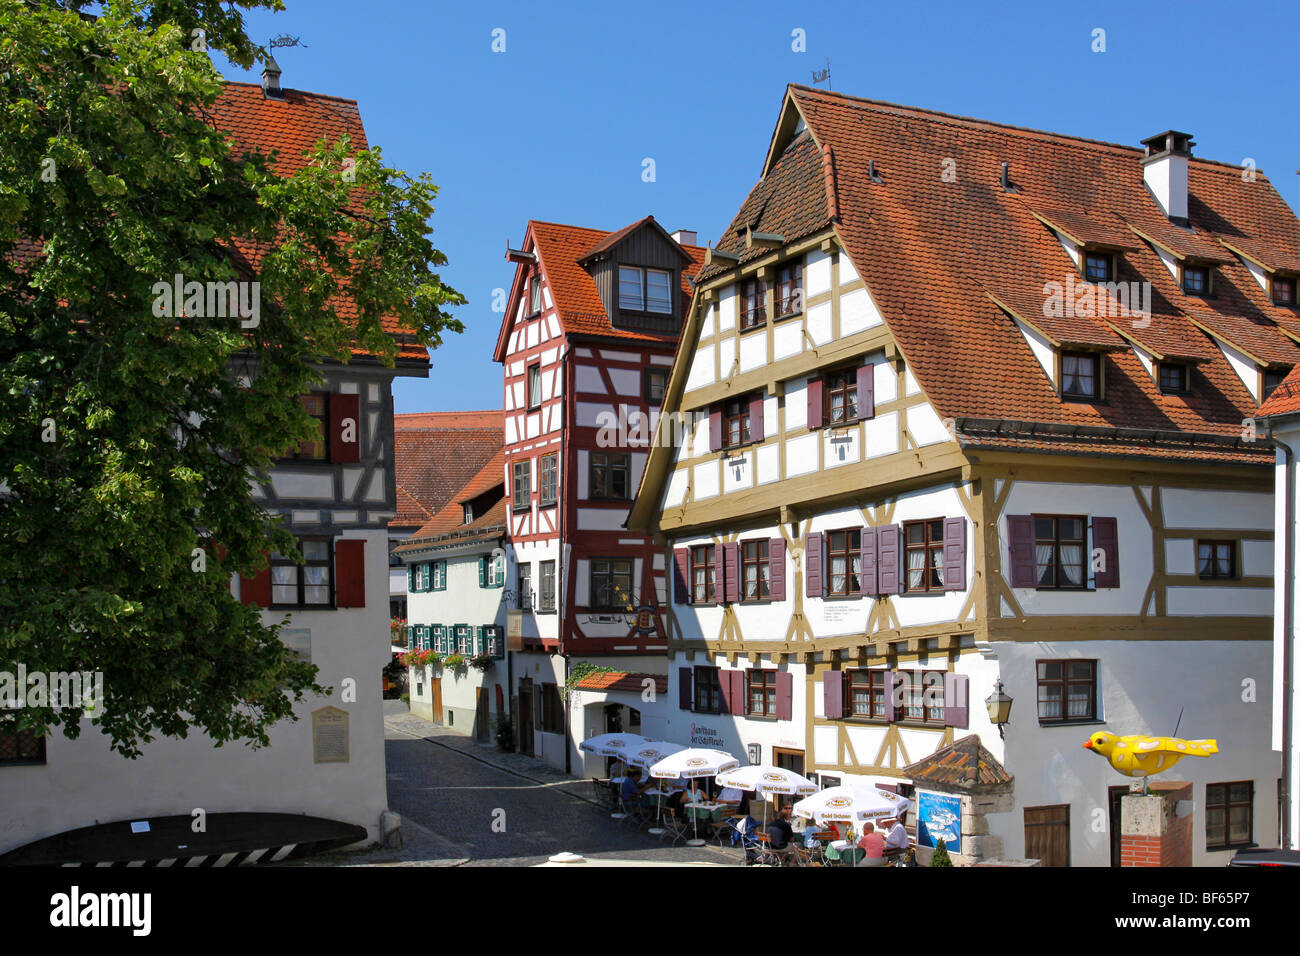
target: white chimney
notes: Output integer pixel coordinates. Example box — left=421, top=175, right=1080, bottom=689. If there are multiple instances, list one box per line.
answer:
left=1140, top=131, right=1194, bottom=222
left=261, top=54, right=284, bottom=99
left=671, top=229, right=698, bottom=247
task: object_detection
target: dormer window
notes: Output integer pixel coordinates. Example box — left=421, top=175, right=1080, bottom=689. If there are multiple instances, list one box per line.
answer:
left=1182, top=265, right=1210, bottom=296
left=528, top=275, right=542, bottom=315
left=618, top=266, right=673, bottom=314
left=1061, top=352, right=1099, bottom=401
left=740, top=276, right=767, bottom=330
left=1273, top=276, right=1297, bottom=306
left=1265, top=368, right=1289, bottom=400
left=463, top=503, right=473, bottom=525
left=1085, top=253, right=1113, bottom=283
left=776, top=260, right=803, bottom=317
left=1158, top=362, right=1188, bottom=394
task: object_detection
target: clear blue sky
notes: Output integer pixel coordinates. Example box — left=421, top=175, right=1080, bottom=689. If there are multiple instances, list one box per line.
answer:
left=218, top=0, right=1300, bottom=415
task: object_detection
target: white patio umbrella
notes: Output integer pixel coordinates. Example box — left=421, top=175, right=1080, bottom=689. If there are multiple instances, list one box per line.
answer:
left=715, top=765, right=818, bottom=839
left=626, top=742, right=687, bottom=834
left=648, top=749, right=740, bottom=846
left=791, top=784, right=909, bottom=826
left=579, top=733, right=651, bottom=762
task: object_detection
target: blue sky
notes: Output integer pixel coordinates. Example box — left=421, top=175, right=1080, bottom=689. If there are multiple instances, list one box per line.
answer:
left=218, top=0, right=1300, bottom=414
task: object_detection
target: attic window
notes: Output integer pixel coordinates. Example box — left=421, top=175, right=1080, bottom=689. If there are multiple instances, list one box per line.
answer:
left=1085, top=253, right=1113, bottom=283
left=1182, top=266, right=1210, bottom=296
left=1265, top=369, right=1289, bottom=400
left=1061, top=352, right=1099, bottom=401
left=1273, top=276, right=1296, bottom=306
left=618, top=266, right=673, bottom=314
left=463, top=503, right=473, bottom=525
left=1158, top=362, right=1188, bottom=394
left=529, top=275, right=543, bottom=315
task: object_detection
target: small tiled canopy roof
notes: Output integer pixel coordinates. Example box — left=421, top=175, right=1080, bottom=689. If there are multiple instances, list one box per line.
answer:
left=903, top=735, right=1013, bottom=791
left=571, top=671, right=668, bottom=695
left=1258, top=363, right=1300, bottom=417
left=395, top=449, right=506, bottom=550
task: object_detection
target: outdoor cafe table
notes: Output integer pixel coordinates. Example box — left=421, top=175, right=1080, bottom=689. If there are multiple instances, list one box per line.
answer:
left=683, top=801, right=718, bottom=847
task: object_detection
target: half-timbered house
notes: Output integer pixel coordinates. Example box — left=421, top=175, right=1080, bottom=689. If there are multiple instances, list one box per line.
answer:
left=0, top=76, right=421, bottom=858
left=630, top=86, right=1293, bottom=866
left=494, top=217, right=705, bottom=771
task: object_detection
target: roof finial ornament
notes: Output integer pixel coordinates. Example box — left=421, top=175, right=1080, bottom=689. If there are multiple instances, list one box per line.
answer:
left=811, top=58, right=831, bottom=90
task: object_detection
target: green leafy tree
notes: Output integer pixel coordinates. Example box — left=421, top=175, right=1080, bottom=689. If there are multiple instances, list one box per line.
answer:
left=0, top=1, right=465, bottom=756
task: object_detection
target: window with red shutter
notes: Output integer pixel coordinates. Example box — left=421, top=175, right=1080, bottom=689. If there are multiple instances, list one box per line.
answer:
left=805, top=532, right=824, bottom=597
left=329, top=393, right=361, bottom=463
left=335, top=539, right=366, bottom=608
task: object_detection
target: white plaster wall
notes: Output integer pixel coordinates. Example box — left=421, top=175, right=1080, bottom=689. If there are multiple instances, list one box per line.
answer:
left=0, top=527, right=392, bottom=854
left=990, top=637, right=1276, bottom=867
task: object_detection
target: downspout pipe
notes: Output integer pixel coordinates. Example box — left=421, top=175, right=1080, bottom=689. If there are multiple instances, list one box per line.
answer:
left=1267, top=418, right=1295, bottom=850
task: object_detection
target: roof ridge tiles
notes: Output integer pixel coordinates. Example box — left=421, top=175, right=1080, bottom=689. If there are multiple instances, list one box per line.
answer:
left=789, top=84, right=1270, bottom=176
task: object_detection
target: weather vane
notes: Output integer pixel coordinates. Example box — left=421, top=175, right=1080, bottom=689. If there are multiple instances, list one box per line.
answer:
left=269, top=34, right=307, bottom=49
left=812, top=58, right=831, bottom=89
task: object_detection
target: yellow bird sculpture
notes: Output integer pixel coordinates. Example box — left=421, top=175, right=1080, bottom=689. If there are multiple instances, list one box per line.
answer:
left=1083, top=731, right=1218, bottom=778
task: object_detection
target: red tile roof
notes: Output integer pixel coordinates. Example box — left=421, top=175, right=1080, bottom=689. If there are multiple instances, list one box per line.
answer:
left=390, top=411, right=503, bottom=530
left=766, top=84, right=1300, bottom=462
left=495, top=218, right=707, bottom=360
left=207, top=82, right=428, bottom=363
left=1258, top=364, right=1300, bottom=417
left=395, top=450, right=506, bottom=550
left=903, top=735, right=1013, bottom=790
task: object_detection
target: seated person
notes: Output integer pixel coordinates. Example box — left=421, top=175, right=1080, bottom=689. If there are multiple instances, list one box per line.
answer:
left=680, top=778, right=708, bottom=805
left=857, top=821, right=885, bottom=859
left=766, top=804, right=795, bottom=850
left=883, top=810, right=909, bottom=856
left=717, top=785, right=743, bottom=813
left=620, top=767, right=652, bottom=808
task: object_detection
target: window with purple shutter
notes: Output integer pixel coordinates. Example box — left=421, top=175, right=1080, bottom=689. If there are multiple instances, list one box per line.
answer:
left=856, top=363, right=875, bottom=419
left=719, top=668, right=735, bottom=714
left=749, top=393, right=765, bottom=443
left=823, top=671, right=844, bottom=719
left=673, top=548, right=691, bottom=604
left=709, top=405, right=722, bottom=452
left=885, top=671, right=902, bottom=721
left=776, top=671, right=793, bottom=720
left=731, top=670, right=747, bottom=716
left=807, top=377, right=824, bottom=430
left=769, top=537, right=786, bottom=601
left=723, top=542, right=740, bottom=604
left=860, top=526, right=879, bottom=596
left=944, top=673, right=969, bottom=728
left=1091, top=516, right=1119, bottom=588
left=805, top=532, right=824, bottom=597
left=679, top=668, right=693, bottom=710
left=713, top=543, right=726, bottom=606
left=1007, top=515, right=1037, bottom=588
left=877, top=524, right=901, bottom=594
left=943, top=516, right=966, bottom=591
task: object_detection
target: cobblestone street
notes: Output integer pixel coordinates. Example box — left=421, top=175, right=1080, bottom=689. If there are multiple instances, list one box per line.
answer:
left=367, top=702, right=739, bottom=867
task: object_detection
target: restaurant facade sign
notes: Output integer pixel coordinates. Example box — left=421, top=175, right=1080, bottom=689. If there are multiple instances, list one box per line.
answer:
left=688, top=722, right=727, bottom=749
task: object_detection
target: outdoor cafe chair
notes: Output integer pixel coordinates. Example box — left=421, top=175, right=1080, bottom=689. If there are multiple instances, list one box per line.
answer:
left=661, top=809, right=691, bottom=847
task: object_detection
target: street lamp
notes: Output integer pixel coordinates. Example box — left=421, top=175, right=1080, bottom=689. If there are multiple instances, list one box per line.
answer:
left=985, top=679, right=1013, bottom=739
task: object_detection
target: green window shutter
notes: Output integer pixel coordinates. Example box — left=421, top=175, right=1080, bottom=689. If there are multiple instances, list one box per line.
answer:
left=475, top=625, right=485, bottom=654
left=420, top=625, right=430, bottom=650
left=478, top=556, right=487, bottom=588
left=406, top=625, right=414, bottom=650
left=494, top=554, right=505, bottom=588
left=407, top=565, right=415, bottom=592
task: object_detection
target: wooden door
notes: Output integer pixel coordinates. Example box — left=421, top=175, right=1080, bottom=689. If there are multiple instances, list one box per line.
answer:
left=476, top=687, right=490, bottom=742
left=772, top=748, right=805, bottom=810
left=518, top=681, right=534, bottom=757
left=1024, top=804, right=1070, bottom=867
left=431, top=678, right=443, bottom=726
left=1108, top=787, right=1128, bottom=867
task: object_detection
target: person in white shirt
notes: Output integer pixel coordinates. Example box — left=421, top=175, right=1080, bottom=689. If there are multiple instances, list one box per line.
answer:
left=884, top=809, right=909, bottom=853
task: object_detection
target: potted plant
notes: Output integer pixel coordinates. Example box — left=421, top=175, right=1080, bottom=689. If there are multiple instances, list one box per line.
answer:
left=929, top=838, right=954, bottom=867
left=468, top=651, right=494, bottom=671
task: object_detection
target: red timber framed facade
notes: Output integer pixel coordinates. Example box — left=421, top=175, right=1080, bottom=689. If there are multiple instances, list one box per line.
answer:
left=494, top=216, right=704, bottom=768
